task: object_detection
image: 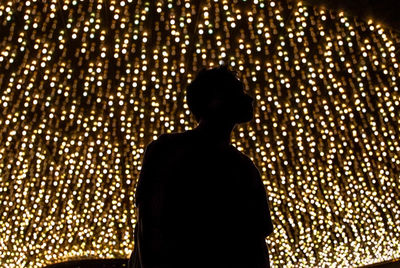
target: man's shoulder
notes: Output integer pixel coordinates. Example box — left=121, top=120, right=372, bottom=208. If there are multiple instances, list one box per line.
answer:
left=230, top=145, right=251, bottom=161
left=231, top=147, right=260, bottom=172
left=150, top=131, right=188, bottom=147
left=158, top=131, right=186, bottom=141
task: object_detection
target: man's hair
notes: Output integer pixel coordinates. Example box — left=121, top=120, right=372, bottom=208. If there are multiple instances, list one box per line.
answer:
left=186, top=64, right=239, bottom=122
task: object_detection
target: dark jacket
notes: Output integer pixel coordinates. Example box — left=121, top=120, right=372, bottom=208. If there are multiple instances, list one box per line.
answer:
left=129, top=129, right=273, bottom=268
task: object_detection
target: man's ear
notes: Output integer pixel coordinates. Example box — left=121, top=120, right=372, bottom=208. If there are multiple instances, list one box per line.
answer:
left=203, top=97, right=223, bottom=119
left=208, top=98, right=222, bottom=110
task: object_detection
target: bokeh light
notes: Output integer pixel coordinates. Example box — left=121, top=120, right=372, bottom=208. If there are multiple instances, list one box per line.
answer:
left=0, top=0, right=399, bottom=267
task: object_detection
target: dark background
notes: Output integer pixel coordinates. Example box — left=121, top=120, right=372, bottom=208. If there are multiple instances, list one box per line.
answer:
left=302, top=0, right=400, bottom=33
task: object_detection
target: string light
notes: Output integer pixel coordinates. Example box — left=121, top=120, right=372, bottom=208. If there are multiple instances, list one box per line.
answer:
left=0, top=0, right=399, bottom=267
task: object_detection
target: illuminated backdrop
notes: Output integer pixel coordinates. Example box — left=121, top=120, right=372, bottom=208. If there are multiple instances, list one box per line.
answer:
left=0, top=0, right=399, bottom=267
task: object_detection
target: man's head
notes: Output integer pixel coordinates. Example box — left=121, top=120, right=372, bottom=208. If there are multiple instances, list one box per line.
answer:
left=186, top=65, right=254, bottom=124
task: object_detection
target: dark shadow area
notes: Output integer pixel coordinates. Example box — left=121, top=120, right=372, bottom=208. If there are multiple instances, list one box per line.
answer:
left=44, top=257, right=400, bottom=268
left=129, top=65, right=274, bottom=268
left=362, top=259, right=400, bottom=268
left=302, top=0, right=400, bottom=33
left=45, top=258, right=128, bottom=268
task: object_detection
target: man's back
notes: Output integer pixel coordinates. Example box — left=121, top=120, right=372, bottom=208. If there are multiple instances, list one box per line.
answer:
left=130, top=129, right=273, bottom=268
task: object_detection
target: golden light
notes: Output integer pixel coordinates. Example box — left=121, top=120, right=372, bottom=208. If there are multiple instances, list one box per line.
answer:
left=0, top=0, right=399, bottom=267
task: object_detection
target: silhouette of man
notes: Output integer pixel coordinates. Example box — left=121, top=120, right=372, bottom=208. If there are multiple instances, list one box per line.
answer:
left=129, top=65, right=274, bottom=268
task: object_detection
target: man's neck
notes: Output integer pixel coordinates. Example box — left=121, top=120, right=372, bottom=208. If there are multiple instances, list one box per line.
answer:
left=194, top=118, right=235, bottom=147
